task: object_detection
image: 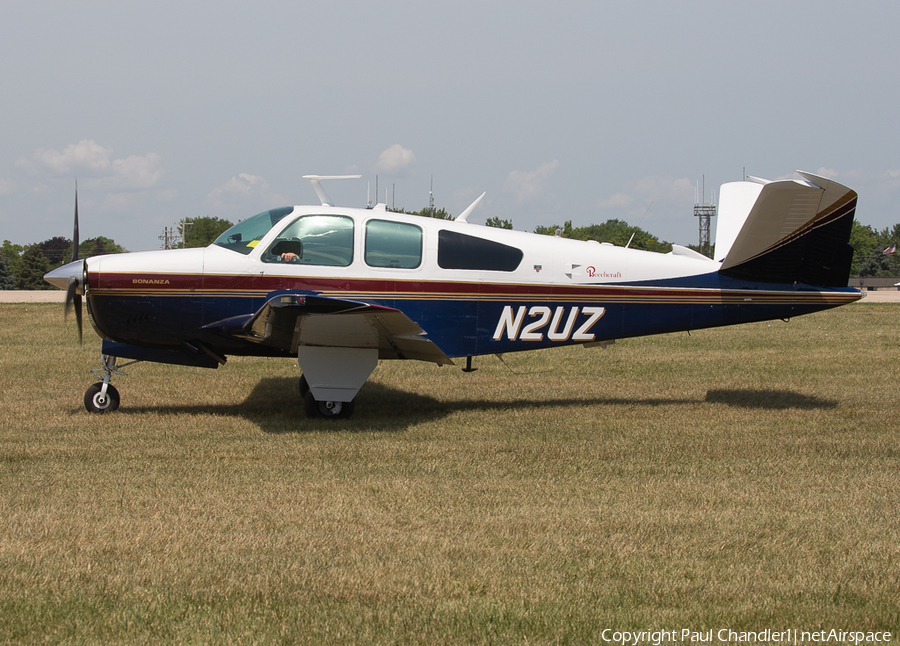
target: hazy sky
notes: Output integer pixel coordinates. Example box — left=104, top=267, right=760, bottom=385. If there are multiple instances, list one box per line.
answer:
left=2, top=0, right=899, bottom=252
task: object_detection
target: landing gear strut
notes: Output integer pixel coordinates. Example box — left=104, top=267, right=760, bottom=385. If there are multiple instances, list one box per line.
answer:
left=84, top=354, right=137, bottom=414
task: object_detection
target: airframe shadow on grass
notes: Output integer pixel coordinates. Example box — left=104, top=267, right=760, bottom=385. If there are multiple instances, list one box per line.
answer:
left=114, top=377, right=838, bottom=433
left=705, top=389, right=837, bottom=410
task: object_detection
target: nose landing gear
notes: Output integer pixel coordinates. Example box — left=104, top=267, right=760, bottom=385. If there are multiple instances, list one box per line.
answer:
left=84, top=354, right=137, bottom=414
left=85, top=382, right=120, bottom=413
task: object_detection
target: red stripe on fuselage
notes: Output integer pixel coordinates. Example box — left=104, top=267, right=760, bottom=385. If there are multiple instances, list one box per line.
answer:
left=88, top=271, right=860, bottom=306
left=93, top=271, right=718, bottom=299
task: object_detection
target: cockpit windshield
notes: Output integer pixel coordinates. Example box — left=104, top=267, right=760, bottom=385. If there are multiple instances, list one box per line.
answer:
left=212, top=207, right=294, bottom=255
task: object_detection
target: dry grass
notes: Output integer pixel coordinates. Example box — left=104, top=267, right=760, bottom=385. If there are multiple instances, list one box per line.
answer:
left=0, top=303, right=898, bottom=644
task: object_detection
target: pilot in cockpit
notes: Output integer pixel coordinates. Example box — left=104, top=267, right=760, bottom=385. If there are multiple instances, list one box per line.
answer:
left=269, top=239, right=303, bottom=263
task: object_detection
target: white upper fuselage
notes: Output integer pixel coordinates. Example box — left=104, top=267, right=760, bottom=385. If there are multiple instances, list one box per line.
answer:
left=86, top=203, right=719, bottom=288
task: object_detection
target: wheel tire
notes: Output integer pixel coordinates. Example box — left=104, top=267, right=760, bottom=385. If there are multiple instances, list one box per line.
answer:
left=84, top=383, right=120, bottom=414
left=303, top=390, right=353, bottom=419
left=298, top=374, right=310, bottom=398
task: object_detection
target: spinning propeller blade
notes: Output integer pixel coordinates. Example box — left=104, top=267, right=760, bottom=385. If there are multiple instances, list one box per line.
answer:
left=63, top=187, right=84, bottom=343
left=64, top=273, right=83, bottom=344
left=71, top=184, right=79, bottom=263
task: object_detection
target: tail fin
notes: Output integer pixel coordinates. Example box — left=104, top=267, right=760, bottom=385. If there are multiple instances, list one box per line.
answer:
left=715, top=171, right=857, bottom=287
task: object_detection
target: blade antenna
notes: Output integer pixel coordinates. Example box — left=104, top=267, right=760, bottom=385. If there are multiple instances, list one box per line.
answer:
left=625, top=201, right=652, bottom=249
left=302, top=175, right=362, bottom=207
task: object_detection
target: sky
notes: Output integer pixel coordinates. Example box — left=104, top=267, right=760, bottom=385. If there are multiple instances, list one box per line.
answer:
left=2, top=0, right=899, bottom=252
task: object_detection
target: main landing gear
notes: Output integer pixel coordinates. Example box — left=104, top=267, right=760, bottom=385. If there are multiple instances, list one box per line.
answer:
left=296, top=347, right=376, bottom=420
left=84, top=354, right=137, bottom=414
left=298, top=374, right=355, bottom=419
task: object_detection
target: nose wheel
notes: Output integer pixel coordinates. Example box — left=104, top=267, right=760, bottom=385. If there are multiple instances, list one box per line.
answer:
left=84, top=353, right=137, bottom=414
left=84, top=382, right=120, bottom=413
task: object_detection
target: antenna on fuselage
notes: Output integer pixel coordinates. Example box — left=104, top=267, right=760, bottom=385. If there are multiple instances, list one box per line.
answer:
left=455, top=191, right=486, bottom=223
left=302, top=175, right=362, bottom=207
left=625, top=201, right=653, bottom=249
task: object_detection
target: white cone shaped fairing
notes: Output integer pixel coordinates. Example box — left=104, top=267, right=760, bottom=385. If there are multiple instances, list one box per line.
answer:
left=44, top=259, right=85, bottom=291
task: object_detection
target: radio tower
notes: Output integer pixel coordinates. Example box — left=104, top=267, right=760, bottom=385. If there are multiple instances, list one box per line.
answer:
left=429, top=175, right=435, bottom=213
left=694, top=175, right=717, bottom=258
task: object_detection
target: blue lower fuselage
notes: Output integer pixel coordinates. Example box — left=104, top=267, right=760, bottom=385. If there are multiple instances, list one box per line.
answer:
left=86, top=269, right=861, bottom=365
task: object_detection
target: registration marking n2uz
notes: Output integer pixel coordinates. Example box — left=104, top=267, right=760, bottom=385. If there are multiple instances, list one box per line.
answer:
left=493, top=306, right=606, bottom=342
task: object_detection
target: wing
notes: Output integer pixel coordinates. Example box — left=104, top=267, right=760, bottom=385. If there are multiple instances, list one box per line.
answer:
left=204, top=294, right=454, bottom=366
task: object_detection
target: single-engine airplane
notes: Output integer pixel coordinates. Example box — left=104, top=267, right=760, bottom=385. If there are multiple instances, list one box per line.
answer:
left=45, top=171, right=861, bottom=418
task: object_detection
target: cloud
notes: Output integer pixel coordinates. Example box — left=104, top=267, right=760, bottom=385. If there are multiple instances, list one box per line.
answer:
left=374, top=144, right=416, bottom=175
left=598, top=175, right=694, bottom=212
left=597, top=192, right=633, bottom=209
left=205, top=173, right=288, bottom=211
left=874, top=168, right=900, bottom=197
left=15, top=139, right=164, bottom=192
left=502, top=160, right=559, bottom=204
left=105, top=153, right=164, bottom=190
left=18, top=139, right=113, bottom=175
left=0, top=179, right=11, bottom=197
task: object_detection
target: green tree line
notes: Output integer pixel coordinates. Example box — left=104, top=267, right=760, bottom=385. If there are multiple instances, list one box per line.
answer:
left=0, top=237, right=128, bottom=290
left=848, top=221, right=900, bottom=276
left=1, top=216, right=233, bottom=290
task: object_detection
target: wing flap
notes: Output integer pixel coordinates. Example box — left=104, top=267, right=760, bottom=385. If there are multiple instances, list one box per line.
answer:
left=206, top=294, right=454, bottom=366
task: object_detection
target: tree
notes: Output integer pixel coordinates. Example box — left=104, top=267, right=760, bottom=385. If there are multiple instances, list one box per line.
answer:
left=686, top=243, right=715, bottom=258
left=0, top=254, right=15, bottom=290
left=413, top=206, right=453, bottom=221
left=38, top=236, right=72, bottom=266
left=16, top=244, right=51, bottom=290
left=858, top=251, right=900, bottom=277
left=534, top=219, right=672, bottom=253
left=847, top=220, right=900, bottom=276
left=79, top=237, right=127, bottom=257
left=849, top=220, right=880, bottom=276
left=184, top=216, right=233, bottom=248
left=485, top=216, right=513, bottom=229
left=1, top=241, right=23, bottom=280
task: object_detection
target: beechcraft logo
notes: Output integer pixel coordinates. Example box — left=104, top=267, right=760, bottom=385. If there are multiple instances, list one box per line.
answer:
left=132, top=278, right=171, bottom=285
left=586, top=266, right=622, bottom=278
left=493, top=305, right=606, bottom=342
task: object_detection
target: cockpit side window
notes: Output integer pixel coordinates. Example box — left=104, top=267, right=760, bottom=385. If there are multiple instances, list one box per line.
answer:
left=263, top=214, right=354, bottom=266
left=365, top=220, right=423, bottom=269
left=213, top=207, right=294, bottom=255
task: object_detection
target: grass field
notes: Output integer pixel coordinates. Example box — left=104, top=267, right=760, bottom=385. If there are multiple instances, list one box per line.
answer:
left=0, top=303, right=898, bottom=644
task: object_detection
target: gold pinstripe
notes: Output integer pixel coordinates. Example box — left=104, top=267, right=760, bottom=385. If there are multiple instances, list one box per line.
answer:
left=89, top=281, right=862, bottom=306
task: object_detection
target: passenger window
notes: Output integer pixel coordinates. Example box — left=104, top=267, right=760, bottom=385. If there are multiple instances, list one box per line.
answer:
left=365, top=220, right=423, bottom=269
left=263, top=215, right=354, bottom=266
left=437, top=230, right=523, bottom=271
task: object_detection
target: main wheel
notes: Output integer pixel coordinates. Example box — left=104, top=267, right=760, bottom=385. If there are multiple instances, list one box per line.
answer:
left=84, top=383, right=120, bottom=413
left=303, top=390, right=353, bottom=419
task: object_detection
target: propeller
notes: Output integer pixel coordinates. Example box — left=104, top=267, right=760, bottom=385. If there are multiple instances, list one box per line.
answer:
left=63, top=186, right=84, bottom=343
